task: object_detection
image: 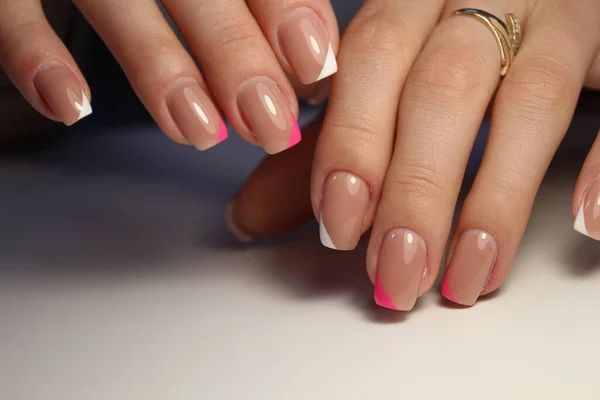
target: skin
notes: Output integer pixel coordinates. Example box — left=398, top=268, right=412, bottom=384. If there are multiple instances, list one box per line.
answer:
left=229, top=0, right=600, bottom=307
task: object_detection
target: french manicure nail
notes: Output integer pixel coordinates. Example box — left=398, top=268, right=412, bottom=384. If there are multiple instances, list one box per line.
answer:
left=33, top=62, right=92, bottom=126
left=279, top=7, right=337, bottom=84
left=442, top=230, right=497, bottom=306
left=319, top=172, right=369, bottom=250
left=574, top=179, right=600, bottom=240
left=374, top=229, right=427, bottom=311
left=238, top=78, right=301, bottom=154
left=166, top=78, right=227, bottom=150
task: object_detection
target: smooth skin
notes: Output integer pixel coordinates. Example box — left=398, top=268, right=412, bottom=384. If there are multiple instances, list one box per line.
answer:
left=0, top=0, right=339, bottom=152
left=229, top=0, right=600, bottom=309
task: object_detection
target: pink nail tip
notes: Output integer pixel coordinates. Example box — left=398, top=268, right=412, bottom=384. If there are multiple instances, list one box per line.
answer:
left=374, top=281, right=396, bottom=310
left=441, top=279, right=456, bottom=303
left=287, top=120, right=302, bottom=149
left=218, top=119, right=228, bottom=143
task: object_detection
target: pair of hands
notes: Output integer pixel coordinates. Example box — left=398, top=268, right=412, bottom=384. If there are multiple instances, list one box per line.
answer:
left=1, top=0, right=599, bottom=310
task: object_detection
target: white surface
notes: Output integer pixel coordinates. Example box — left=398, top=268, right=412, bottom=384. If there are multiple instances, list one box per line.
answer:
left=1, top=126, right=600, bottom=399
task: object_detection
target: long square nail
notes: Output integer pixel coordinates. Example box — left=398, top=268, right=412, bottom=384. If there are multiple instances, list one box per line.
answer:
left=374, top=229, right=427, bottom=311
left=278, top=7, right=337, bottom=84
left=238, top=78, right=301, bottom=154
left=441, top=230, right=497, bottom=306
left=33, top=62, right=92, bottom=126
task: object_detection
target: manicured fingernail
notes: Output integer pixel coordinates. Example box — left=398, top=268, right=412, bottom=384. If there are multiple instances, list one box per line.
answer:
left=278, top=7, right=337, bottom=84
left=442, top=230, right=497, bottom=306
left=166, top=78, right=227, bottom=150
left=574, top=179, right=600, bottom=240
left=319, top=172, right=369, bottom=250
left=374, top=229, right=427, bottom=311
left=225, top=202, right=253, bottom=243
left=238, top=78, right=301, bottom=154
left=33, top=62, right=92, bottom=126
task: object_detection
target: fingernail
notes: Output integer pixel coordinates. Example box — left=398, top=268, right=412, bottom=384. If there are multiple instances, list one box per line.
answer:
left=238, top=78, right=301, bottom=154
left=33, top=62, right=92, bottom=126
left=319, top=172, right=369, bottom=250
left=442, top=230, right=497, bottom=306
left=279, top=7, right=337, bottom=84
left=374, top=229, right=427, bottom=311
left=166, top=78, right=227, bottom=150
left=225, top=202, right=253, bottom=243
left=574, top=179, right=600, bottom=240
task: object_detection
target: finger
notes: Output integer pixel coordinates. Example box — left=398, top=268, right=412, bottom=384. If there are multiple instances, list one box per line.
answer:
left=246, top=0, right=338, bottom=85
left=367, top=0, right=529, bottom=311
left=74, top=0, right=227, bottom=150
left=574, top=131, right=600, bottom=239
left=311, top=0, right=444, bottom=251
left=226, top=118, right=322, bottom=242
left=444, top=1, right=600, bottom=306
left=0, top=0, right=92, bottom=126
left=163, top=0, right=300, bottom=154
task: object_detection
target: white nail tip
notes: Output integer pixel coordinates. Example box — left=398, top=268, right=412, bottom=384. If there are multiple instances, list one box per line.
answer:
left=319, top=215, right=337, bottom=250
left=574, top=203, right=589, bottom=237
left=316, top=43, right=337, bottom=82
left=76, top=90, right=92, bottom=121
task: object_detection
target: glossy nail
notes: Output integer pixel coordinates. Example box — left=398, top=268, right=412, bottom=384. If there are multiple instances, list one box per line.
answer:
left=278, top=7, right=337, bottom=84
left=238, top=78, right=300, bottom=154
left=442, top=230, right=497, bottom=306
left=319, top=172, right=369, bottom=250
left=574, top=179, right=600, bottom=240
left=166, top=78, right=227, bottom=150
left=33, top=62, right=91, bottom=126
left=374, top=229, right=427, bottom=311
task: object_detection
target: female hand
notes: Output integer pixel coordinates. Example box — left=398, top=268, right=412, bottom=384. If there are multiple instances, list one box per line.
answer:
left=0, top=0, right=338, bottom=153
left=228, top=0, right=600, bottom=308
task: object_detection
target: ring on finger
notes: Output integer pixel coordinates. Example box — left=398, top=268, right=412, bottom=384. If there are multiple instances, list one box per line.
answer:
left=451, top=8, right=521, bottom=77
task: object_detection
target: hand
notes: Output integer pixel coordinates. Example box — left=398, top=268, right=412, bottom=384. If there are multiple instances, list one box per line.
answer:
left=0, top=0, right=338, bottom=153
left=227, top=0, right=600, bottom=309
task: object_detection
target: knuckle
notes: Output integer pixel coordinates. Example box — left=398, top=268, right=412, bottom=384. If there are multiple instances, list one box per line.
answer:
left=327, top=114, right=382, bottom=149
left=343, top=4, right=417, bottom=59
left=502, top=56, right=575, bottom=114
left=210, top=20, right=260, bottom=51
left=386, top=162, right=448, bottom=202
left=407, top=44, right=487, bottom=100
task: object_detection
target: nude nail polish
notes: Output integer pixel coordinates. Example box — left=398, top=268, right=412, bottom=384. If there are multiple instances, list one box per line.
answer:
left=278, top=7, right=337, bottom=84
left=442, top=230, right=497, bottom=306
left=574, top=180, right=600, bottom=240
left=319, top=172, right=369, bottom=250
left=33, top=62, right=91, bottom=126
left=166, top=78, right=227, bottom=150
left=238, top=78, right=301, bottom=154
left=374, top=229, right=427, bottom=311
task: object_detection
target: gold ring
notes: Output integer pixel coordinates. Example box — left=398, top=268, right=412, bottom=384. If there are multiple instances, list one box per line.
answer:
left=451, top=8, right=521, bottom=77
